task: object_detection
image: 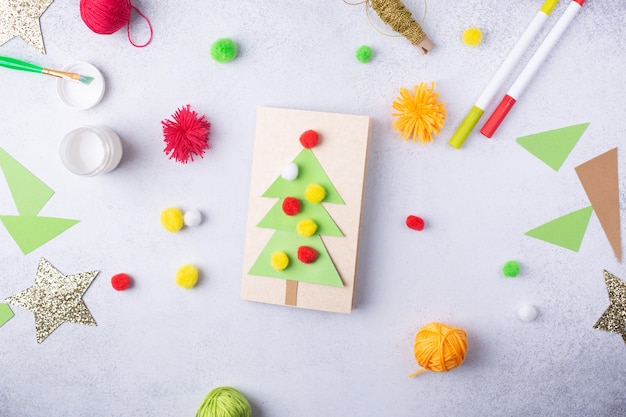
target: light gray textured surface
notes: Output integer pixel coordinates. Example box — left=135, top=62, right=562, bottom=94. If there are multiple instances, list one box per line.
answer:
left=1, top=1, right=625, bottom=416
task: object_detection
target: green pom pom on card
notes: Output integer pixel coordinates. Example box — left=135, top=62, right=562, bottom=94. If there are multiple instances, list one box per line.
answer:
left=211, top=38, right=238, bottom=63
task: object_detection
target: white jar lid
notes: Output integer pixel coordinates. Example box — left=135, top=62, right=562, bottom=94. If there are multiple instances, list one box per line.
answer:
left=56, top=62, right=105, bottom=110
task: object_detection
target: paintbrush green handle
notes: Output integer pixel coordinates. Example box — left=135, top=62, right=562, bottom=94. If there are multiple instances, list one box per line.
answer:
left=0, top=56, right=44, bottom=74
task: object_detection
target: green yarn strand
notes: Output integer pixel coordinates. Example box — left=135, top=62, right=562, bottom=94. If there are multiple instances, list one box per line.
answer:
left=196, top=387, right=252, bottom=417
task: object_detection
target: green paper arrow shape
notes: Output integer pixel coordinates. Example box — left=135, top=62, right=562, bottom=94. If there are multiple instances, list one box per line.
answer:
left=257, top=198, right=343, bottom=237
left=525, top=206, right=594, bottom=251
left=516, top=123, right=589, bottom=171
left=0, top=216, right=79, bottom=254
left=0, top=147, right=55, bottom=216
left=262, top=149, right=345, bottom=204
left=0, top=303, right=14, bottom=328
left=249, top=231, right=344, bottom=287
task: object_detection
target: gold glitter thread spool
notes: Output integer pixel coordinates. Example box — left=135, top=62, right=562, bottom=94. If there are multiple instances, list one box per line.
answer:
left=370, top=0, right=434, bottom=54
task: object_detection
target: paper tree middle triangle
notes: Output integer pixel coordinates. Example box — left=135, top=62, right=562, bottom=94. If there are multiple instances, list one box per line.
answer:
left=525, top=206, right=593, bottom=252
left=516, top=123, right=589, bottom=171
left=0, top=216, right=79, bottom=255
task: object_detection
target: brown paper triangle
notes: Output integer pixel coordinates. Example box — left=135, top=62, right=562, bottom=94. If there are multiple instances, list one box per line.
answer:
left=575, top=148, right=621, bottom=262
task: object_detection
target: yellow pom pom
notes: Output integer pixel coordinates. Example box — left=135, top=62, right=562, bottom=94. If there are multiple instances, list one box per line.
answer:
left=161, top=207, right=184, bottom=232
left=305, top=183, right=326, bottom=203
left=462, top=27, right=483, bottom=47
left=296, top=219, right=317, bottom=237
left=176, top=264, right=199, bottom=289
left=270, top=251, right=289, bottom=271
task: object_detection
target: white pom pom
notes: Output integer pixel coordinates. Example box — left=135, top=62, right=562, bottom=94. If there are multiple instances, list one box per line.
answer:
left=517, top=304, right=538, bottom=322
left=183, top=209, right=203, bottom=227
left=281, top=162, right=298, bottom=181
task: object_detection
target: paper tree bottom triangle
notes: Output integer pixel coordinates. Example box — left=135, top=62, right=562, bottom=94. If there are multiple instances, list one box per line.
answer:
left=0, top=215, right=79, bottom=254
left=525, top=206, right=593, bottom=251
left=249, top=230, right=343, bottom=287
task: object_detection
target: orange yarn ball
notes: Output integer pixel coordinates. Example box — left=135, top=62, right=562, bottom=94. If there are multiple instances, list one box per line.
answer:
left=410, top=322, right=468, bottom=377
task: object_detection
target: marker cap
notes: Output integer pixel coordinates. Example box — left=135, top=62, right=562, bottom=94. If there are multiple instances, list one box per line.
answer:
left=480, top=95, right=517, bottom=138
left=449, top=106, right=484, bottom=149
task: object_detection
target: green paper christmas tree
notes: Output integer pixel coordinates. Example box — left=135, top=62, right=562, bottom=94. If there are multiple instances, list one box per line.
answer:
left=249, top=131, right=344, bottom=306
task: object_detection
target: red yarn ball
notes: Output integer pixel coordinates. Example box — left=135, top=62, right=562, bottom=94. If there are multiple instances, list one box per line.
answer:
left=299, top=130, right=319, bottom=149
left=297, top=246, right=318, bottom=264
left=406, top=215, right=425, bottom=231
left=80, top=0, right=131, bottom=35
left=282, top=197, right=301, bottom=216
left=111, top=273, right=131, bottom=291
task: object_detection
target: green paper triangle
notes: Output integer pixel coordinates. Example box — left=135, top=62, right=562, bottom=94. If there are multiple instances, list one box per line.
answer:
left=0, top=148, right=55, bottom=216
left=249, top=231, right=343, bottom=287
left=257, top=198, right=343, bottom=237
left=0, top=303, right=14, bottom=328
left=263, top=149, right=345, bottom=204
left=0, top=215, right=79, bottom=254
left=525, top=206, right=593, bottom=251
left=516, top=123, right=589, bottom=171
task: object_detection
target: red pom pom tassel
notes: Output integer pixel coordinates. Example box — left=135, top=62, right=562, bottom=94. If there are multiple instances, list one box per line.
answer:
left=162, top=105, right=211, bottom=163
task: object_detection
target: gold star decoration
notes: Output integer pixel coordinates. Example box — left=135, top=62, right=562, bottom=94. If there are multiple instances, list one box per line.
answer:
left=0, top=0, right=54, bottom=54
left=593, top=270, right=626, bottom=344
left=5, top=258, right=98, bottom=343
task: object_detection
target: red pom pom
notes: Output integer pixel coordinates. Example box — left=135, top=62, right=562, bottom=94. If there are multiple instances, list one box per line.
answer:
left=297, top=246, right=318, bottom=264
left=282, top=197, right=301, bottom=216
left=111, top=273, right=131, bottom=291
left=162, top=105, right=211, bottom=164
left=406, top=215, right=425, bottom=231
left=299, top=130, right=319, bottom=149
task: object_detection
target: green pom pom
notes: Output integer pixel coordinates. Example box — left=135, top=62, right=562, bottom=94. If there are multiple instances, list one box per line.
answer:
left=502, top=260, right=520, bottom=278
left=196, top=387, right=251, bottom=417
left=355, top=45, right=373, bottom=63
left=211, top=38, right=238, bottom=63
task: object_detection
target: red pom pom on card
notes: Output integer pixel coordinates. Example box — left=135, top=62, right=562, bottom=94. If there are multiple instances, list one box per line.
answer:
left=282, top=197, right=301, bottom=216
left=406, top=215, right=425, bottom=231
left=162, top=104, right=211, bottom=164
left=297, top=246, right=318, bottom=263
left=111, top=273, right=131, bottom=291
left=299, top=130, right=319, bottom=149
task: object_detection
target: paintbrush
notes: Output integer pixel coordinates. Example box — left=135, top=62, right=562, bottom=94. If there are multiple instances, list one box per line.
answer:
left=0, top=56, right=94, bottom=85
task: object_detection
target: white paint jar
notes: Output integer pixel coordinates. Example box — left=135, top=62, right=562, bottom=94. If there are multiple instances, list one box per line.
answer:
left=60, top=126, right=123, bottom=176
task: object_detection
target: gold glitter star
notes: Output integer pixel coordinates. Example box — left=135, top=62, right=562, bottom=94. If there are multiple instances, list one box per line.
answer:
left=593, top=270, right=626, bottom=344
left=0, top=0, right=54, bottom=54
left=5, top=258, right=98, bottom=343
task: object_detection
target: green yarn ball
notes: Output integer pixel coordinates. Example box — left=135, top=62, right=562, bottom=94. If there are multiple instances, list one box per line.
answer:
left=502, top=260, right=520, bottom=278
left=196, top=387, right=251, bottom=417
left=355, top=45, right=373, bottom=63
left=211, top=38, right=238, bottom=63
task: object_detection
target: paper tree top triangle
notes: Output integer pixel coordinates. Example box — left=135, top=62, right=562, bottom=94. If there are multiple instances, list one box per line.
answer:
left=262, top=149, right=345, bottom=204
left=516, top=123, right=589, bottom=171
left=0, top=147, right=54, bottom=216
left=575, top=148, right=621, bottom=262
